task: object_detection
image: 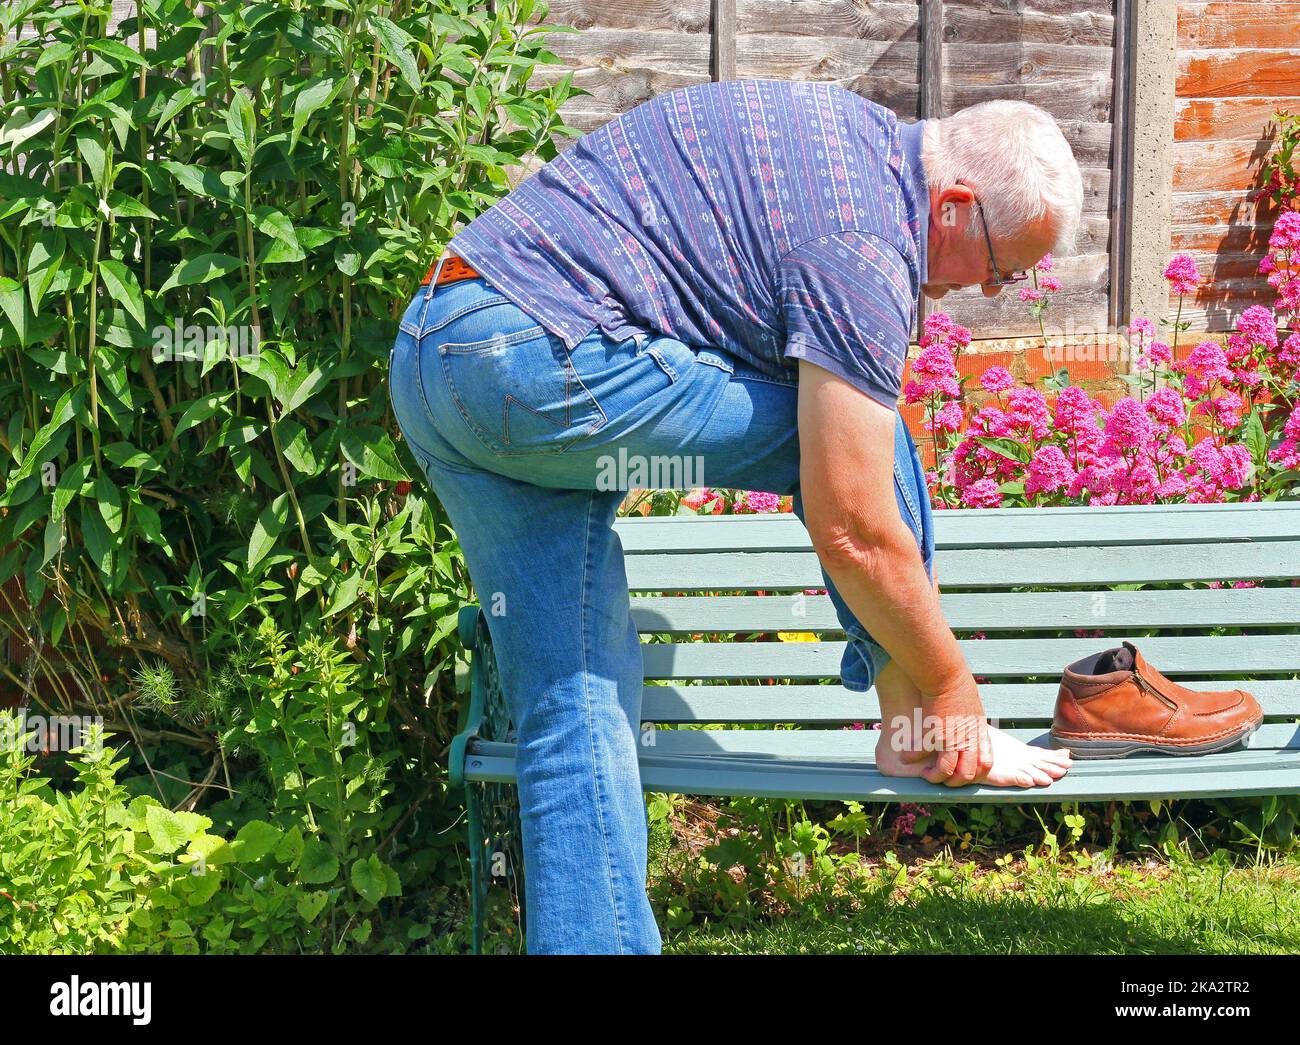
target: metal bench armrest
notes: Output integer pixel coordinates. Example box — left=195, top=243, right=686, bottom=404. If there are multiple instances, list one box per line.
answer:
left=448, top=604, right=485, bottom=790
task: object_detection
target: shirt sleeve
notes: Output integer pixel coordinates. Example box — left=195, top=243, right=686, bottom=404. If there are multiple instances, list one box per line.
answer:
left=778, top=230, right=917, bottom=410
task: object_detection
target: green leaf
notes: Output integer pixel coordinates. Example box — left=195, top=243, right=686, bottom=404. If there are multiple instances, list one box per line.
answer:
left=0, top=276, right=28, bottom=346
left=275, top=825, right=305, bottom=865
left=282, top=365, right=328, bottom=413
left=298, top=838, right=339, bottom=885
left=78, top=502, right=113, bottom=574
left=233, top=819, right=281, bottom=862
left=158, top=253, right=243, bottom=294
left=974, top=436, right=1032, bottom=465
left=146, top=804, right=189, bottom=855
left=291, top=74, right=344, bottom=153
left=26, top=232, right=65, bottom=314
left=227, top=89, right=256, bottom=164
left=324, top=568, right=362, bottom=618
left=350, top=853, right=390, bottom=905
left=248, top=493, right=289, bottom=570
left=99, top=258, right=146, bottom=327
left=159, top=160, right=238, bottom=203
left=74, top=129, right=107, bottom=189
left=95, top=472, right=124, bottom=533
left=340, top=427, right=410, bottom=482
left=0, top=107, right=55, bottom=150
left=371, top=16, right=421, bottom=92
left=1245, top=410, right=1268, bottom=466
left=278, top=419, right=318, bottom=473
left=296, top=891, right=329, bottom=922
left=89, top=38, right=150, bottom=69
left=50, top=457, right=92, bottom=523
left=173, top=392, right=232, bottom=438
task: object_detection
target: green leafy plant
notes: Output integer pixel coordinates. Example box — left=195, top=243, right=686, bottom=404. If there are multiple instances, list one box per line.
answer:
left=0, top=0, right=575, bottom=952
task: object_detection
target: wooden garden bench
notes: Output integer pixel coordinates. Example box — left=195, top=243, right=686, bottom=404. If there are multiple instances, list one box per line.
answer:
left=449, top=501, right=1300, bottom=951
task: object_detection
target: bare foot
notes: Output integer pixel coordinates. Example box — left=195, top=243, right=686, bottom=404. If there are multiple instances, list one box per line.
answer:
left=876, top=720, right=1072, bottom=788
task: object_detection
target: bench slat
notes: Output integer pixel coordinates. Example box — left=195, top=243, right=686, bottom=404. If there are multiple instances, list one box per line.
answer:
left=624, top=542, right=1300, bottom=591
left=641, top=634, right=1300, bottom=680
left=632, top=724, right=1300, bottom=757
left=463, top=730, right=1300, bottom=802
left=615, top=503, right=1300, bottom=553
left=630, top=588, right=1300, bottom=633
left=639, top=680, right=1300, bottom=722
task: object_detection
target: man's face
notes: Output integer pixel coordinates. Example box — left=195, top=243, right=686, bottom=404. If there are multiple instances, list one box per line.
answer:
left=921, top=183, right=1054, bottom=300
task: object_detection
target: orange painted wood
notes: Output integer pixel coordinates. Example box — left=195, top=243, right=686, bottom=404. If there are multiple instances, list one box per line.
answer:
left=1176, top=97, right=1298, bottom=141
left=1172, top=189, right=1279, bottom=226
left=1178, top=49, right=1300, bottom=99
left=1173, top=140, right=1269, bottom=192
left=1178, top=3, right=1300, bottom=50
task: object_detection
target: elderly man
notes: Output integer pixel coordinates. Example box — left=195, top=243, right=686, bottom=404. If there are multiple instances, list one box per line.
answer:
left=388, top=80, right=1081, bottom=953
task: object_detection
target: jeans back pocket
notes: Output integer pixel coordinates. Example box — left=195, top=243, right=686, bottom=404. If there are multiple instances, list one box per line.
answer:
left=437, top=325, right=607, bottom=457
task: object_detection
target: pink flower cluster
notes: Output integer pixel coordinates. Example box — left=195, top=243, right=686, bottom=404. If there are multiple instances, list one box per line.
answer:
left=1260, top=210, right=1300, bottom=325
left=931, top=315, right=1286, bottom=507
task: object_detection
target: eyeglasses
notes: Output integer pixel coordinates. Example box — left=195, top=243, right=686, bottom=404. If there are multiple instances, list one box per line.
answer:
left=972, top=197, right=1030, bottom=287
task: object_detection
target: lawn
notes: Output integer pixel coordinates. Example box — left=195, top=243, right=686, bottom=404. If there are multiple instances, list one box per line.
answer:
left=662, top=851, right=1300, bottom=955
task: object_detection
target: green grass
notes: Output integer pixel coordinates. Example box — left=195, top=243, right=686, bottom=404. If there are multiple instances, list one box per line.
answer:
left=662, top=854, right=1300, bottom=955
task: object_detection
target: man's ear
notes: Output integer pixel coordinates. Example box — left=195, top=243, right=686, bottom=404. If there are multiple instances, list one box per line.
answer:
left=933, top=183, right=975, bottom=232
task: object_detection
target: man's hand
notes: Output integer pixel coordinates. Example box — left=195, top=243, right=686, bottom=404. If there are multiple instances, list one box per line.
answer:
left=903, top=676, right=995, bottom=786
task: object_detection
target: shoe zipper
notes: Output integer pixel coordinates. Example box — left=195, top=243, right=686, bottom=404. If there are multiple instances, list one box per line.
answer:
left=1132, top=671, right=1179, bottom=711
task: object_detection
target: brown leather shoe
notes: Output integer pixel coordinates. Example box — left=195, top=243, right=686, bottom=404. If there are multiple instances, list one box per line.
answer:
left=1050, top=641, right=1262, bottom=758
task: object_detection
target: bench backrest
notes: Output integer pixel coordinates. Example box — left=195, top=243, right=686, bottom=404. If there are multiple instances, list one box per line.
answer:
left=614, top=503, right=1300, bottom=727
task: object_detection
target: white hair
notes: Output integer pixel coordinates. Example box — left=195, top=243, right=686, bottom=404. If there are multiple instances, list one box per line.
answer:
left=923, top=100, right=1084, bottom=257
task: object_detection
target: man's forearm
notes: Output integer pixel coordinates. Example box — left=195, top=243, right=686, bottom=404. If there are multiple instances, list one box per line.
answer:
left=817, top=520, right=971, bottom=700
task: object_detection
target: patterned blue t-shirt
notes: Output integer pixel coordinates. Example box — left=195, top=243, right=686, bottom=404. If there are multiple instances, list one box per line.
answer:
left=450, top=79, right=929, bottom=409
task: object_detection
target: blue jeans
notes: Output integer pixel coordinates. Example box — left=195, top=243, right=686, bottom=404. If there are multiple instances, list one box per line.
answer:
left=388, top=276, right=934, bottom=953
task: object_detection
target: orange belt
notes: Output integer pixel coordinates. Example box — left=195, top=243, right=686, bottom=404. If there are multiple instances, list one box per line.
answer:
left=420, top=254, right=480, bottom=288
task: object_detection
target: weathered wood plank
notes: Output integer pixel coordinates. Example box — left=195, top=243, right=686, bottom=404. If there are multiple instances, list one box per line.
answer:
left=1172, top=138, right=1269, bottom=193
left=542, top=0, right=712, bottom=32
left=1176, top=97, right=1296, bottom=142
left=712, top=0, right=737, bottom=81
left=733, top=33, right=918, bottom=82
left=1178, top=3, right=1300, bottom=50
left=920, top=0, right=943, bottom=119
left=1177, top=49, right=1300, bottom=99
left=736, top=0, right=919, bottom=40
left=944, top=4, right=1113, bottom=47
left=1170, top=188, right=1277, bottom=227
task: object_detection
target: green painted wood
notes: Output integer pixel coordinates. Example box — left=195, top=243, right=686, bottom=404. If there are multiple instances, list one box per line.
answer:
left=629, top=587, right=1300, bottom=633
left=623, top=542, right=1300, bottom=591
left=638, top=680, right=1300, bottom=722
left=469, top=503, right=1300, bottom=803
left=461, top=729, right=1300, bottom=802
left=630, top=724, right=1300, bottom=757
left=640, top=634, right=1300, bottom=680
left=615, top=502, right=1300, bottom=553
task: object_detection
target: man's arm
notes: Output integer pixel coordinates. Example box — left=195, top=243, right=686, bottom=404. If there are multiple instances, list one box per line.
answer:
left=796, top=360, right=993, bottom=785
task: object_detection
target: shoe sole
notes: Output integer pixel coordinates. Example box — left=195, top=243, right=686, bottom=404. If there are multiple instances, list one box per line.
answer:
left=1049, top=721, right=1261, bottom=760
